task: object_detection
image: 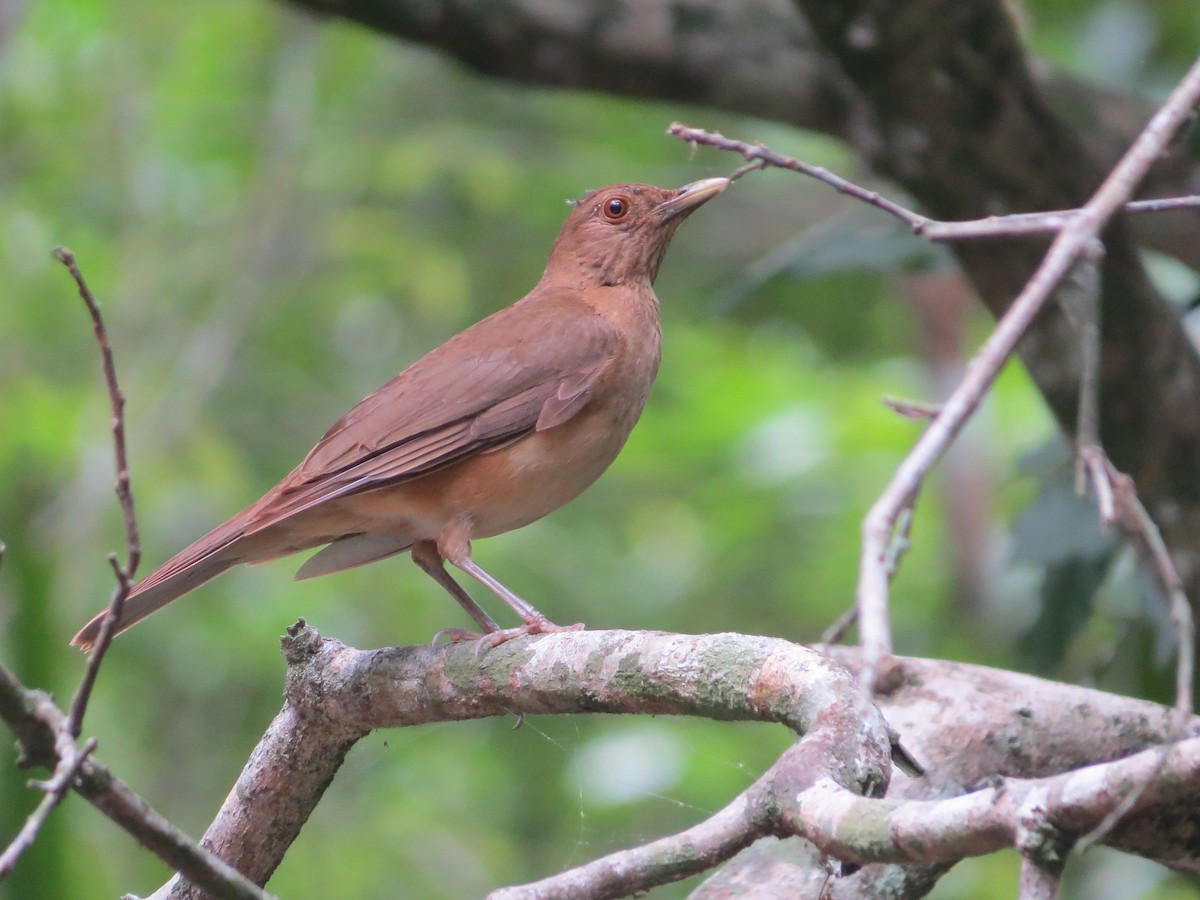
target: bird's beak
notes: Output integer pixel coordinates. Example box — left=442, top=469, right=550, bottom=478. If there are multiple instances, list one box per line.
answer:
left=655, top=177, right=731, bottom=221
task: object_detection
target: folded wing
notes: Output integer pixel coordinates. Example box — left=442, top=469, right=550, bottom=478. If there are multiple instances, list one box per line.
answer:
left=246, top=290, right=619, bottom=529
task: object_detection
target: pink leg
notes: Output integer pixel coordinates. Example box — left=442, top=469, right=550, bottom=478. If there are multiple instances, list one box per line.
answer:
left=437, top=519, right=584, bottom=650
left=411, top=539, right=500, bottom=640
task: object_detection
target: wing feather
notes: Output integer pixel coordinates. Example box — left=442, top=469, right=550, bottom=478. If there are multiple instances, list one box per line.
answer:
left=245, top=289, right=618, bottom=530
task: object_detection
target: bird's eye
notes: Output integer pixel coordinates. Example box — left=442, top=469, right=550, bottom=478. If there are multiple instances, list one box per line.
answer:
left=602, top=197, right=630, bottom=220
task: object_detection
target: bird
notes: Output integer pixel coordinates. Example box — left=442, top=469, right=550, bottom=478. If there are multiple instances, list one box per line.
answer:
left=72, top=177, right=729, bottom=652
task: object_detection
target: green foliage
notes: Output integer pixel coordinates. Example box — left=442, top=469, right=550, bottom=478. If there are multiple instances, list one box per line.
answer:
left=1011, top=446, right=1119, bottom=671
left=0, top=1, right=1195, bottom=897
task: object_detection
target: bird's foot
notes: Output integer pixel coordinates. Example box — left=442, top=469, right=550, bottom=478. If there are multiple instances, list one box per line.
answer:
left=430, top=627, right=485, bottom=645
left=473, top=617, right=585, bottom=657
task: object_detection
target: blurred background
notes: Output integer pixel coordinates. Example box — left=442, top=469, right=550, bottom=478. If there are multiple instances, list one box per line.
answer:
left=1, top=1, right=1198, bottom=897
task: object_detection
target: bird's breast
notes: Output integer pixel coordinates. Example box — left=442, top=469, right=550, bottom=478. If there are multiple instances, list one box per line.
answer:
left=465, top=357, right=656, bottom=538
left=453, top=301, right=661, bottom=539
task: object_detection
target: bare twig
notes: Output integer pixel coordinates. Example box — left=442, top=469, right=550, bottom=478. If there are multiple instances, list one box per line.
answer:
left=1073, top=741, right=1170, bottom=859
left=728, top=159, right=768, bottom=183
left=1079, top=450, right=1195, bottom=718
left=77, top=758, right=275, bottom=900
left=1125, top=196, right=1200, bottom=213
left=882, top=397, right=943, bottom=421
left=1, top=251, right=177, bottom=888
left=1079, top=446, right=1116, bottom=525
left=1108, top=469, right=1195, bottom=716
left=0, top=662, right=273, bottom=899
left=668, top=124, right=1200, bottom=242
left=819, top=605, right=858, bottom=646
left=1042, top=443, right=1195, bottom=856
left=0, top=738, right=97, bottom=879
left=883, top=507, right=915, bottom=581
left=489, top=784, right=764, bottom=899
left=1066, top=242, right=1105, bottom=495
left=670, top=123, right=931, bottom=230
left=52, top=248, right=142, bottom=738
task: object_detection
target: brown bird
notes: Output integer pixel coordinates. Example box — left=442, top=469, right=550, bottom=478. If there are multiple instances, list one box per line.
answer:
left=72, top=177, right=729, bottom=652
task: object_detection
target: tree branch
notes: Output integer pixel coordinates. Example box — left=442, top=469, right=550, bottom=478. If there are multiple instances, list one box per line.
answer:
left=699, top=649, right=1200, bottom=896
left=135, top=625, right=1200, bottom=898
left=151, top=623, right=895, bottom=898
left=789, top=734, right=1200, bottom=870
left=52, top=247, right=143, bottom=737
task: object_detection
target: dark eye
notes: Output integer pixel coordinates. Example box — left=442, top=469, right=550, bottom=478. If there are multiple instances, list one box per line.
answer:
left=602, top=197, right=630, bottom=220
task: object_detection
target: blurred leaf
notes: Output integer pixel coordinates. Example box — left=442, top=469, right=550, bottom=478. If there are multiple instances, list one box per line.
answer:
left=1010, top=465, right=1117, bottom=567
left=1019, top=554, right=1114, bottom=673
left=1012, top=447, right=1120, bottom=673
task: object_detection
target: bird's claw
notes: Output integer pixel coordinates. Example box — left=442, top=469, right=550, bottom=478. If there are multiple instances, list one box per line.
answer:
left=472, top=619, right=585, bottom=658
left=430, top=627, right=485, bottom=646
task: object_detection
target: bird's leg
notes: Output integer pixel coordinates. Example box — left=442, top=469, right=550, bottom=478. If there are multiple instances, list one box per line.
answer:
left=411, top=539, right=501, bottom=642
left=437, top=521, right=584, bottom=649
left=453, top=555, right=586, bottom=650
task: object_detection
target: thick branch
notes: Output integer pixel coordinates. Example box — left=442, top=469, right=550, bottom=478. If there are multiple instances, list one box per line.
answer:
left=699, top=650, right=1200, bottom=897
left=790, top=735, right=1200, bottom=869
left=143, top=626, right=1200, bottom=898
left=287, top=0, right=846, bottom=137
left=153, top=624, right=895, bottom=899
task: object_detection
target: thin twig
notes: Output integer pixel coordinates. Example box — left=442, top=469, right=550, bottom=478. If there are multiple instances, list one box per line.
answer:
left=1073, top=450, right=1196, bottom=853
left=820, top=605, right=858, bottom=646
left=882, top=397, right=943, bottom=420
left=883, top=506, right=915, bottom=580
left=0, top=661, right=273, bottom=899
left=1125, top=196, right=1200, bottom=213
left=3, top=250, right=156, bottom=887
left=668, top=124, right=1200, bottom=242
left=53, top=248, right=142, bottom=738
left=490, top=786, right=763, bottom=899
left=1106, top=465, right=1195, bottom=715
left=1081, top=448, right=1194, bottom=719
left=0, top=739, right=97, bottom=878
left=1068, top=242, right=1105, bottom=495
left=728, top=159, right=767, bottom=183
left=1074, top=742, right=1171, bottom=858
left=1078, top=446, right=1116, bottom=526
left=670, top=123, right=932, bottom=231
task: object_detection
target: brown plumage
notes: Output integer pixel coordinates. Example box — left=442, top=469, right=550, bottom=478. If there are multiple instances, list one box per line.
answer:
left=72, top=177, right=729, bottom=651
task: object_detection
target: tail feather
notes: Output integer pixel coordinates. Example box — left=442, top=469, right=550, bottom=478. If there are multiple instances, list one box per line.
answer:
left=71, top=513, right=250, bottom=652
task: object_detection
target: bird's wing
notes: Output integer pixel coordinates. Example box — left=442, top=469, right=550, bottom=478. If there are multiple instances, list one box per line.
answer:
left=245, top=290, right=619, bottom=528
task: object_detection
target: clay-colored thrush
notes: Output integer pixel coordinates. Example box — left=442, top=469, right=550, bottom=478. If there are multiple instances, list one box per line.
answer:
left=72, top=177, right=728, bottom=651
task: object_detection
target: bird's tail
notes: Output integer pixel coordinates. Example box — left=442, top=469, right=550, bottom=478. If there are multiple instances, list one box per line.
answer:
left=71, top=513, right=250, bottom=652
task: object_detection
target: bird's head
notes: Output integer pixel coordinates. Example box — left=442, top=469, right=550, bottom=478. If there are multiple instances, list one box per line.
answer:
left=546, top=178, right=729, bottom=287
